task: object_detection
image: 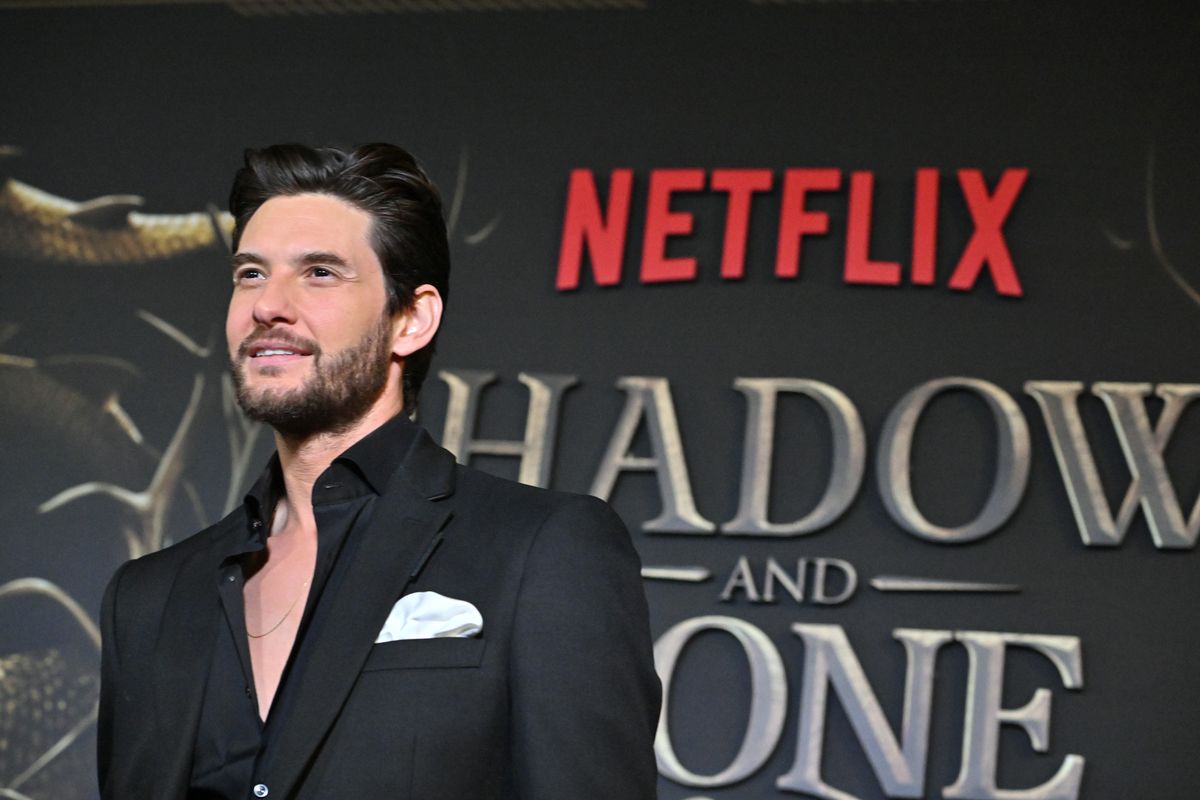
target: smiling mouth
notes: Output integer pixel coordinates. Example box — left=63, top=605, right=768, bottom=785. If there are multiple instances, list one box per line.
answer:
left=238, top=335, right=319, bottom=361
left=251, top=348, right=309, bottom=358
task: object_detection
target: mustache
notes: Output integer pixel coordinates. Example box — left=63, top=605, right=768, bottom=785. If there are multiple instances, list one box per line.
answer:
left=236, top=330, right=322, bottom=360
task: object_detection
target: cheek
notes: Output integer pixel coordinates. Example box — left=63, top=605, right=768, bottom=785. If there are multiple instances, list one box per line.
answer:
left=305, top=301, right=368, bottom=341
left=226, top=297, right=253, bottom=351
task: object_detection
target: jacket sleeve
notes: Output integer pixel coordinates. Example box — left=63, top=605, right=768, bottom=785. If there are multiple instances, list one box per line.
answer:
left=97, top=559, right=131, bottom=798
left=508, top=494, right=661, bottom=799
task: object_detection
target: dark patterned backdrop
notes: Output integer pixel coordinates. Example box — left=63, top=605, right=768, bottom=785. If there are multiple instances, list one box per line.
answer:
left=0, top=2, right=1197, bottom=798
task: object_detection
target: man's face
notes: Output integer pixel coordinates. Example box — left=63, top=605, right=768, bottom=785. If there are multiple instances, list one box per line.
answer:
left=226, top=193, right=399, bottom=437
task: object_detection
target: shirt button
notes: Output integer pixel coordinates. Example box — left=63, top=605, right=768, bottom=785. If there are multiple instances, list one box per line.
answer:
left=253, top=784, right=269, bottom=797
left=251, top=520, right=263, bottom=530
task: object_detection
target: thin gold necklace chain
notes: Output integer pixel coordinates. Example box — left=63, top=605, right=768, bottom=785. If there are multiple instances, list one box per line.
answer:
left=246, top=579, right=311, bottom=639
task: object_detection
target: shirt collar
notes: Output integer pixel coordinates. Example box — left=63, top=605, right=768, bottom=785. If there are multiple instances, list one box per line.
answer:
left=240, top=452, right=281, bottom=550
left=242, top=413, right=421, bottom=521
left=333, top=412, right=420, bottom=496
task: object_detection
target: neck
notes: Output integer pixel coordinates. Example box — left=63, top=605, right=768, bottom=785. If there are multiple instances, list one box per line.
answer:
left=273, top=394, right=404, bottom=533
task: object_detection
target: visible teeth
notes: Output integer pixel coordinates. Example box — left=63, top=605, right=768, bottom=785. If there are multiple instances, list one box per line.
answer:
left=257, top=349, right=296, bottom=357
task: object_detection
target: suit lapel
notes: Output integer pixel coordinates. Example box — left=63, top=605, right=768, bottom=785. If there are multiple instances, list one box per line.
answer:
left=267, top=432, right=456, bottom=798
left=152, top=521, right=239, bottom=799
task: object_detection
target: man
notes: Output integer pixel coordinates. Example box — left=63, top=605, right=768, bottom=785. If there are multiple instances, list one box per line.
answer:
left=97, top=143, right=661, bottom=799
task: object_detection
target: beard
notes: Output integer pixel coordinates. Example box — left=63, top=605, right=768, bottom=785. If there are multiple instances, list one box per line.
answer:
left=230, top=313, right=393, bottom=439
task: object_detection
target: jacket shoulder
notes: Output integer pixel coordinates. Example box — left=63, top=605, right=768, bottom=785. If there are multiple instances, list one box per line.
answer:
left=451, top=462, right=622, bottom=529
left=445, top=463, right=635, bottom=569
left=109, top=508, right=244, bottom=602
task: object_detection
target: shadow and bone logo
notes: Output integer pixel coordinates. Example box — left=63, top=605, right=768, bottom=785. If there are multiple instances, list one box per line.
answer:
left=438, top=369, right=1198, bottom=800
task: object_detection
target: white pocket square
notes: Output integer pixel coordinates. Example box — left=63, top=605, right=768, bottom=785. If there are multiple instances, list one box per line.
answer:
left=374, top=591, right=483, bottom=643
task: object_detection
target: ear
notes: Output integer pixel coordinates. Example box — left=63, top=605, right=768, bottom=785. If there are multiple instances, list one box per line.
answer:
left=391, top=284, right=444, bottom=358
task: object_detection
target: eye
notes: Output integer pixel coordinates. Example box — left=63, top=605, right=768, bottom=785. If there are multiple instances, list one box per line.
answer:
left=233, top=266, right=265, bottom=284
left=307, top=264, right=344, bottom=281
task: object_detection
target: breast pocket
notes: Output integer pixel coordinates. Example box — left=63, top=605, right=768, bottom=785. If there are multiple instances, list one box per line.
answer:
left=361, top=636, right=486, bottom=671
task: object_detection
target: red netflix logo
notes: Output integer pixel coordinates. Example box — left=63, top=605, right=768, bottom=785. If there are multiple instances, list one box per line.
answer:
left=555, top=167, right=1028, bottom=297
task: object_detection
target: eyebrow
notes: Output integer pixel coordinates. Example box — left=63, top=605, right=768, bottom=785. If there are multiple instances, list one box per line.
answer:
left=295, top=251, right=351, bottom=269
left=231, top=251, right=351, bottom=273
left=231, top=252, right=264, bottom=272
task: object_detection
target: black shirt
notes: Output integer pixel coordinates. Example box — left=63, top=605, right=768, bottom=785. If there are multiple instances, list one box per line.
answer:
left=188, top=415, right=417, bottom=800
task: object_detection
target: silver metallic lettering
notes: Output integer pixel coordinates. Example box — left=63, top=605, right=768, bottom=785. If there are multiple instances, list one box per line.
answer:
left=590, top=377, right=715, bottom=532
left=878, top=377, right=1030, bottom=543
left=654, top=616, right=787, bottom=787
left=438, top=369, right=577, bottom=488
left=763, top=557, right=806, bottom=603
left=778, top=625, right=951, bottom=799
left=944, top=631, right=1084, bottom=800
left=725, top=378, right=866, bottom=535
left=1025, top=381, right=1200, bottom=549
left=719, top=556, right=761, bottom=602
left=811, top=558, right=857, bottom=605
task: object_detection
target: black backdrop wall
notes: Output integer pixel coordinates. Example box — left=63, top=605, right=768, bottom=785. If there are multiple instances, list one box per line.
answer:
left=1, top=2, right=1197, bottom=798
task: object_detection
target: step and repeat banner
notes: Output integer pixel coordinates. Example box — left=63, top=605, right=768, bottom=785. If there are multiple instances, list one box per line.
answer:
left=0, top=1, right=1196, bottom=798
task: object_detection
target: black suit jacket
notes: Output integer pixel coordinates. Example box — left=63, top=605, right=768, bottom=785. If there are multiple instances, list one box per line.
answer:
left=97, top=427, right=661, bottom=799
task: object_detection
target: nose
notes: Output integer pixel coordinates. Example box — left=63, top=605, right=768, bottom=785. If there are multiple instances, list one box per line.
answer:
left=251, top=274, right=297, bottom=327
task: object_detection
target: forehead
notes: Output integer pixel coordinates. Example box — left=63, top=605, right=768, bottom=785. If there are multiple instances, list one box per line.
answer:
left=238, top=193, right=376, bottom=262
